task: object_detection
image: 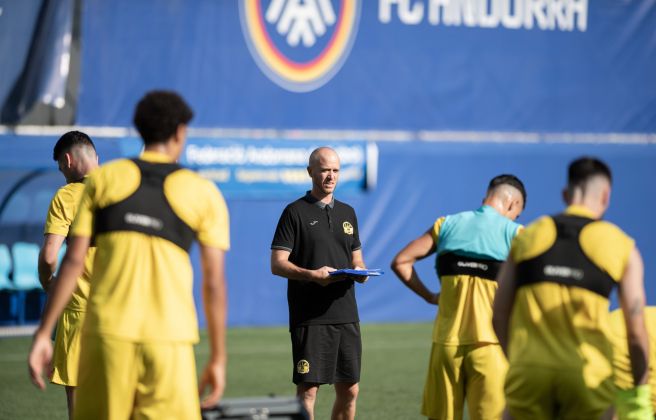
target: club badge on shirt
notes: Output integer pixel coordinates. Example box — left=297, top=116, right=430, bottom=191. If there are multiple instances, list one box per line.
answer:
left=343, top=221, right=354, bottom=235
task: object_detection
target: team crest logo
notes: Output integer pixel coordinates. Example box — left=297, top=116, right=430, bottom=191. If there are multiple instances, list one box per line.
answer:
left=239, top=0, right=362, bottom=92
left=343, top=221, right=353, bottom=235
left=297, top=359, right=310, bottom=374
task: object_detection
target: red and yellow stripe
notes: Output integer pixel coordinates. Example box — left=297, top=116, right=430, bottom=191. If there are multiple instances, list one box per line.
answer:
left=243, top=0, right=357, bottom=83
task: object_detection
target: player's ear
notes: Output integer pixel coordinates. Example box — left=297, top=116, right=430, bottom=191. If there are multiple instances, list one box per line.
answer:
left=174, top=123, right=187, bottom=145
left=511, top=198, right=520, bottom=212
left=307, top=166, right=312, bottom=178
left=562, top=188, right=570, bottom=205
left=506, top=199, right=518, bottom=218
left=65, top=152, right=73, bottom=168
left=600, top=185, right=611, bottom=209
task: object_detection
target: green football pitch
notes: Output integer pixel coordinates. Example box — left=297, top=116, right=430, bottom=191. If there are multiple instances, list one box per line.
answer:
left=0, top=322, right=466, bottom=420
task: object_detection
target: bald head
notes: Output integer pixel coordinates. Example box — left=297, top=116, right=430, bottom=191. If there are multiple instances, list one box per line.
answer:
left=308, top=147, right=339, bottom=168
left=307, top=147, right=340, bottom=201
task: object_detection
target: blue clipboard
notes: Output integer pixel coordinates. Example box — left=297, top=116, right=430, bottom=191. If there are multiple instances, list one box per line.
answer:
left=329, top=268, right=384, bottom=277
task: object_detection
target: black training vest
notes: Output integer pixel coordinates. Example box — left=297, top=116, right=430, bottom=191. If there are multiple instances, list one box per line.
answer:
left=437, top=252, right=503, bottom=281
left=94, top=159, right=195, bottom=251
left=516, top=214, right=615, bottom=298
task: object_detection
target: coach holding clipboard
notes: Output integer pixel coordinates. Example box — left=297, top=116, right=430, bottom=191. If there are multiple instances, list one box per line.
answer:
left=270, top=146, right=368, bottom=420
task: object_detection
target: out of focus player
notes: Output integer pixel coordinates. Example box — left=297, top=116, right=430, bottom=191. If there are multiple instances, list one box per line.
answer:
left=494, top=157, right=651, bottom=419
left=37, top=131, right=98, bottom=419
left=29, top=91, right=230, bottom=419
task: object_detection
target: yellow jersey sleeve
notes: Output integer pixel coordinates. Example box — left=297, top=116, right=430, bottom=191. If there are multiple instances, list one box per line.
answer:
left=431, top=216, right=446, bottom=243
left=580, top=221, right=634, bottom=282
left=510, top=216, right=556, bottom=264
left=196, top=180, right=230, bottom=250
left=44, top=187, right=75, bottom=236
left=70, top=175, right=98, bottom=238
left=165, top=170, right=230, bottom=251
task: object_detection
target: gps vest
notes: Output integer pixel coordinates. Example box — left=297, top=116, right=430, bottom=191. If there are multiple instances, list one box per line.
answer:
left=94, top=159, right=195, bottom=251
left=437, top=252, right=503, bottom=280
left=516, top=214, right=615, bottom=298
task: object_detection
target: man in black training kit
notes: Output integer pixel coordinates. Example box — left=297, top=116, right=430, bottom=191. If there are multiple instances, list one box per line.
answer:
left=271, top=146, right=367, bottom=420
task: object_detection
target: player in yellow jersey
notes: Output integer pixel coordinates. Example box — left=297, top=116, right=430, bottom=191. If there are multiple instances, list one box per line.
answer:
left=37, top=131, right=98, bottom=419
left=493, top=157, right=651, bottom=420
left=391, top=174, right=526, bottom=420
left=29, top=91, right=230, bottom=420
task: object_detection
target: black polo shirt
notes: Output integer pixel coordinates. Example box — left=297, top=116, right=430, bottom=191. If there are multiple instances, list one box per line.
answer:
left=271, top=192, right=361, bottom=328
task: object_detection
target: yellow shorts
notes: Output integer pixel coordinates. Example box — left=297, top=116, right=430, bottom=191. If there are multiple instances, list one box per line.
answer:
left=74, top=335, right=200, bottom=420
left=422, top=342, right=507, bottom=420
left=50, top=308, right=85, bottom=386
left=505, top=365, right=614, bottom=420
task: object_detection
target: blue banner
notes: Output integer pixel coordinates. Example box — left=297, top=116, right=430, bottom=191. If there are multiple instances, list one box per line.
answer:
left=0, top=0, right=44, bottom=114
left=181, top=139, right=372, bottom=198
left=77, top=0, right=656, bottom=133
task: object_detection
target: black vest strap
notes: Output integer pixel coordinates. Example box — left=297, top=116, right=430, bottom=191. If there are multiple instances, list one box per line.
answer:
left=94, top=159, right=195, bottom=251
left=437, top=252, right=503, bottom=281
left=516, top=214, right=616, bottom=298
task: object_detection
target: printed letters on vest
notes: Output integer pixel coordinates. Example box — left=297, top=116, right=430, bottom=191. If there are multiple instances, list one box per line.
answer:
left=437, top=252, right=503, bottom=281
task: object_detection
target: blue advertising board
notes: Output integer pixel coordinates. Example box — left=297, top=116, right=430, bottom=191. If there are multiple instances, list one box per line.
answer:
left=77, top=0, right=656, bottom=133
left=181, top=139, right=373, bottom=198
left=116, top=136, right=375, bottom=198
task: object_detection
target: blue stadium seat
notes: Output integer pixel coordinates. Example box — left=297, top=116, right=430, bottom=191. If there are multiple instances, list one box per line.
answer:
left=0, top=244, right=19, bottom=325
left=0, top=244, right=13, bottom=290
left=11, top=242, right=45, bottom=325
left=12, top=242, right=42, bottom=290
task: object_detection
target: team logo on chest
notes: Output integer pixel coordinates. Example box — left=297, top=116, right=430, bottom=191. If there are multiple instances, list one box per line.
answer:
left=239, top=0, right=362, bottom=92
left=343, top=221, right=353, bottom=235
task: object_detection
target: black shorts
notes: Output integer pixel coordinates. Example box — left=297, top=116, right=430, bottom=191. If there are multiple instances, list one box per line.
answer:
left=290, top=323, right=362, bottom=385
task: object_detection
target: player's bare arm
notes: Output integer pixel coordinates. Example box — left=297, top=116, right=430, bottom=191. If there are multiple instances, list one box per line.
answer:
left=492, top=259, right=518, bottom=356
left=29, top=235, right=90, bottom=390
left=391, top=228, right=439, bottom=305
left=271, top=249, right=334, bottom=287
left=199, top=245, right=228, bottom=408
left=37, top=233, right=66, bottom=291
left=618, top=246, right=649, bottom=386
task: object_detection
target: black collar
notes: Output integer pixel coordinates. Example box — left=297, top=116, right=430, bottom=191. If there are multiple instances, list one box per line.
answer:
left=303, top=191, right=334, bottom=209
